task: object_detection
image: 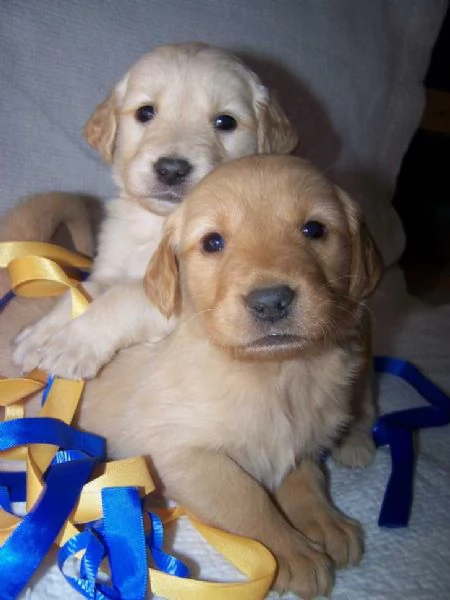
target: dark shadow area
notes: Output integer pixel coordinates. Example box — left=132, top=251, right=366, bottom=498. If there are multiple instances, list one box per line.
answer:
left=236, top=49, right=342, bottom=170
left=393, top=5, right=450, bottom=304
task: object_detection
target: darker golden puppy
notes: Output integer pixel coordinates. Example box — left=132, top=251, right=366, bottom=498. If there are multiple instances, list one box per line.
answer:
left=76, top=155, right=383, bottom=598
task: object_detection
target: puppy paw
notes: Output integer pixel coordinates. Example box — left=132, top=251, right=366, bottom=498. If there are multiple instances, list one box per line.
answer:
left=28, top=317, right=114, bottom=380
left=299, top=509, right=364, bottom=569
left=274, top=533, right=333, bottom=599
left=13, top=295, right=73, bottom=373
left=332, top=430, right=376, bottom=468
left=14, top=316, right=68, bottom=374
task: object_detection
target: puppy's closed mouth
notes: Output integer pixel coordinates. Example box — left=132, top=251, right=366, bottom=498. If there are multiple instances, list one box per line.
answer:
left=153, top=189, right=185, bottom=204
left=244, top=333, right=306, bottom=351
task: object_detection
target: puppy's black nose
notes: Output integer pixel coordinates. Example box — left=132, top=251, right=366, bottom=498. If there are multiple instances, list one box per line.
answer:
left=154, top=157, right=192, bottom=186
left=246, top=285, right=295, bottom=322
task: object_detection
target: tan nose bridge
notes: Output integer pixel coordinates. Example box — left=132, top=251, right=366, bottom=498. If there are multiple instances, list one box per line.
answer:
left=144, top=115, right=220, bottom=154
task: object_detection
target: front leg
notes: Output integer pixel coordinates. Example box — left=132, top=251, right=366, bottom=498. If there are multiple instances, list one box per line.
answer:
left=13, top=279, right=106, bottom=374
left=15, top=280, right=174, bottom=379
left=275, top=458, right=363, bottom=568
left=160, top=449, right=333, bottom=599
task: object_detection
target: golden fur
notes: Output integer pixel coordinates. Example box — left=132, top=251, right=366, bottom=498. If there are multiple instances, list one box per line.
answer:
left=12, top=42, right=297, bottom=379
left=0, top=156, right=382, bottom=596
left=75, top=156, right=380, bottom=597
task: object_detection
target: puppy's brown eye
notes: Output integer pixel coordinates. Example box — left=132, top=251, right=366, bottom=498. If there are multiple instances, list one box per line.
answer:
left=214, top=114, right=237, bottom=131
left=136, top=105, right=156, bottom=123
left=302, top=220, right=326, bottom=240
left=202, top=232, right=225, bottom=253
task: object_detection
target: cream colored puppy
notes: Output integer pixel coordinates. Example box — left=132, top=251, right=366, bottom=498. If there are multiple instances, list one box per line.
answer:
left=13, top=42, right=297, bottom=379
left=74, top=155, right=382, bottom=598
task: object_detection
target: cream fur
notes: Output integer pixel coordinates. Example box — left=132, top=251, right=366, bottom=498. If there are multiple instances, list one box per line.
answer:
left=12, top=42, right=298, bottom=379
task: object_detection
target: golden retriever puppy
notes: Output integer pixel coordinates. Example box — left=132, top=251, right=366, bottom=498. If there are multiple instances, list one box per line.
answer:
left=13, top=42, right=297, bottom=380
left=73, top=155, right=382, bottom=597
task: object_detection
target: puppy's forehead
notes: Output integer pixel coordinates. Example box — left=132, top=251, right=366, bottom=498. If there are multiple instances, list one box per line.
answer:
left=123, top=45, right=255, bottom=110
left=182, top=155, right=342, bottom=232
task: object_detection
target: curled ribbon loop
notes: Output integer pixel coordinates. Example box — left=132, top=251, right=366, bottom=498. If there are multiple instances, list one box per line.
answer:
left=147, top=511, right=190, bottom=578
left=0, top=241, right=92, bottom=270
left=58, top=529, right=109, bottom=598
left=373, top=356, right=450, bottom=527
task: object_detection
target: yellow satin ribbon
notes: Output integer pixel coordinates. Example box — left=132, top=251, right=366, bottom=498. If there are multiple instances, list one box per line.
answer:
left=0, top=241, right=276, bottom=598
left=151, top=512, right=276, bottom=599
left=0, top=373, right=45, bottom=457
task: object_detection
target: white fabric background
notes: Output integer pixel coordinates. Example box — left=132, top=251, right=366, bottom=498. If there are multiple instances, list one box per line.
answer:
left=1, top=1, right=449, bottom=599
left=0, top=0, right=445, bottom=265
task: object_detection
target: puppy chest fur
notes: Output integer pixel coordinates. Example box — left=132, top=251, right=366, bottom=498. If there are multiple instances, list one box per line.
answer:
left=73, top=154, right=380, bottom=598
left=91, top=198, right=165, bottom=281
left=85, top=333, right=362, bottom=495
left=201, top=344, right=361, bottom=491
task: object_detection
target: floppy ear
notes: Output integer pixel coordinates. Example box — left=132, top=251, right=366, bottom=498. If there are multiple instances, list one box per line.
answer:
left=143, top=221, right=181, bottom=319
left=335, top=187, right=384, bottom=300
left=254, top=87, right=298, bottom=154
left=83, top=90, right=118, bottom=163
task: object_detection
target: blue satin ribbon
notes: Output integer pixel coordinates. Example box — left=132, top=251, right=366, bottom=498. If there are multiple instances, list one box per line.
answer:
left=0, top=457, right=96, bottom=600
left=0, top=417, right=105, bottom=459
left=58, top=529, right=111, bottom=599
left=0, top=290, right=15, bottom=313
left=41, top=373, right=56, bottom=405
left=52, top=449, right=92, bottom=464
left=0, top=417, right=106, bottom=599
left=0, top=471, right=26, bottom=513
left=0, top=471, right=26, bottom=502
left=373, top=356, right=450, bottom=528
left=0, top=484, right=13, bottom=513
left=102, top=487, right=148, bottom=599
left=59, top=525, right=129, bottom=600
left=57, top=487, right=147, bottom=600
left=147, top=511, right=190, bottom=578
left=57, top=491, right=190, bottom=599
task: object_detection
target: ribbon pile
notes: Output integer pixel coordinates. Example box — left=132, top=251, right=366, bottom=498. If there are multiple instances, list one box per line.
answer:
left=0, top=241, right=276, bottom=600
